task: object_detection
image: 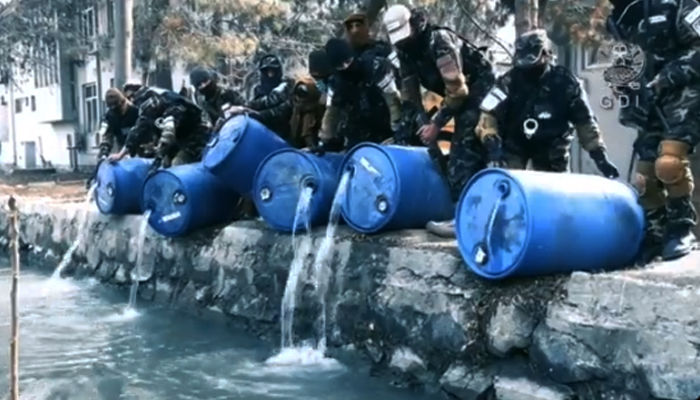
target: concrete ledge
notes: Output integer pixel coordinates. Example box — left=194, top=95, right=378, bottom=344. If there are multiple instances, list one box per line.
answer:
left=1, top=199, right=699, bottom=400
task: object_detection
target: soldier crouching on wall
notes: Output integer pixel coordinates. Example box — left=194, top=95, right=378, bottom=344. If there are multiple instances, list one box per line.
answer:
left=96, top=88, right=142, bottom=160
left=475, top=30, right=619, bottom=180
left=289, top=77, right=325, bottom=149
left=382, top=6, right=495, bottom=238
left=107, top=86, right=211, bottom=174
left=189, top=66, right=245, bottom=132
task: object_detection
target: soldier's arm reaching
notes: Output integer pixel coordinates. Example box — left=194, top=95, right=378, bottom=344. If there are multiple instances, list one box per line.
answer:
left=97, top=112, right=114, bottom=158
left=221, top=88, right=246, bottom=108
left=319, top=86, right=342, bottom=147
left=566, top=75, right=620, bottom=178
left=371, top=57, right=403, bottom=130
left=247, top=82, right=290, bottom=111
left=475, top=80, right=508, bottom=166
left=430, top=30, right=469, bottom=129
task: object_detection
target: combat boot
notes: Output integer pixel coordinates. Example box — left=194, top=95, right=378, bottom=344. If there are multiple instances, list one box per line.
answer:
left=635, top=207, right=666, bottom=266
left=661, top=196, right=697, bottom=261
left=426, top=219, right=456, bottom=238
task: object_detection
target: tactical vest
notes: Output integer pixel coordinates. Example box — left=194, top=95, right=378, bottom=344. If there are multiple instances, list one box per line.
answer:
left=500, top=66, right=575, bottom=143
left=609, top=0, right=681, bottom=60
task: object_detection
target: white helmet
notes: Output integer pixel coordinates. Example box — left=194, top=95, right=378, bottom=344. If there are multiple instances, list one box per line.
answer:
left=382, top=5, right=411, bottom=45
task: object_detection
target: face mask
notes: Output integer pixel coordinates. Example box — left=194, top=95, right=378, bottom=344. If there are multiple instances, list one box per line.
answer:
left=198, top=83, right=216, bottom=98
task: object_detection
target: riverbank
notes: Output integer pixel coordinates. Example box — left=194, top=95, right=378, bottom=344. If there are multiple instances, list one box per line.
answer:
left=1, top=198, right=698, bottom=400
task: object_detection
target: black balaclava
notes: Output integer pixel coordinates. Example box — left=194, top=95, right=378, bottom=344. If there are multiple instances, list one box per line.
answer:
left=308, top=49, right=332, bottom=81
left=325, top=38, right=361, bottom=81
left=190, top=67, right=217, bottom=99
left=122, top=82, right=143, bottom=101
left=513, top=30, right=551, bottom=81
left=257, top=54, right=283, bottom=96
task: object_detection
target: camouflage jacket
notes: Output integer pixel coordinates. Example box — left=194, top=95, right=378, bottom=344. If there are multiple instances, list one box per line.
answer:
left=196, top=85, right=245, bottom=126
left=320, top=53, right=401, bottom=142
left=397, top=25, right=495, bottom=128
left=476, top=64, right=605, bottom=152
left=125, top=88, right=209, bottom=154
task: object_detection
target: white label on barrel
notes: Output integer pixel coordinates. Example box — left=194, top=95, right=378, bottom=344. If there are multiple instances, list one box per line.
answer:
left=161, top=211, right=181, bottom=223
left=359, top=157, right=380, bottom=176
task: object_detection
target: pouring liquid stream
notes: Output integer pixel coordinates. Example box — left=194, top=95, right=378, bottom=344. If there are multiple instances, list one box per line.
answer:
left=310, top=171, right=350, bottom=353
left=127, top=210, right=151, bottom=310
left=51, top=185, right=97, bottom=280
left=280, top=186, right=314, bottom=349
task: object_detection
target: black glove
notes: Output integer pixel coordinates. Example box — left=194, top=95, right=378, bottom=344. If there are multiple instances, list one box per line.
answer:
left=589, top=148, right=619, bottom=179
left=147, top=158, right=162, bottom=176
left=97, top=145, right=109, bottom=160
left=391, top=123, right=410, bottom=145
left=309, top=141, right=326, bottom=156
left=483, top=136, right=505, bottom=168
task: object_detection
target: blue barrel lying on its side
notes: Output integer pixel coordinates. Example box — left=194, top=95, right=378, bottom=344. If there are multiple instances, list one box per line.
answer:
left=455, top=169, right=645, bottom=280
left=202, top=114, right=291, bottom=194
left=340, top=143, right=454, bottom=234
left=95, top=157, right=153, bottom=215
left=253, top=149, right=345, bottom=232
left=141, top=163, right=240, bottom=237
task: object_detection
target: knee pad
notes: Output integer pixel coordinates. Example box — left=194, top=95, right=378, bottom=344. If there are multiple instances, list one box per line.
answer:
left=655, top=140, right=690, bottom=184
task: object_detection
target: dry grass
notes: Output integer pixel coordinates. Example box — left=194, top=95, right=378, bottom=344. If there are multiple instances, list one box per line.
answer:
left=0, top=181, right=87, bottom=202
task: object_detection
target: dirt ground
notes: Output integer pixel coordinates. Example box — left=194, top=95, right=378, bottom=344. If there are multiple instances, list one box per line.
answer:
left=0, top=180, right=88, bottom=202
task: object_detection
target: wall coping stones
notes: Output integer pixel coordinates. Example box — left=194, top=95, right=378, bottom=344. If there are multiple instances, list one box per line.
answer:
left=1, top=198, right=699, bottom=400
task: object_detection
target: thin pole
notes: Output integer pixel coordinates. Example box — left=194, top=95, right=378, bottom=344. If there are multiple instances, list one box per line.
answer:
left=8, top=196, right=19, bottom=400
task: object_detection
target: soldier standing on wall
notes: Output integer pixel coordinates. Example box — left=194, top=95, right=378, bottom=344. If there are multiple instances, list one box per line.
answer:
left=474, top=30, right=619, bottom=178
left=245, top=54, right=294, bottom=137
left=606, top=0, right=700, bottom=261
left=382, top=5, right=495, bottom=238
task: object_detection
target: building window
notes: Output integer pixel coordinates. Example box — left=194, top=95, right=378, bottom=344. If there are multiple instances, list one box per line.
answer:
left=81, top=7, right=97, bottom=44
left=107, top=0, right=115, bottom=37
left=14, top=98, right=22, bottom=114
left=83, top=83, right=99, bottom=132
left=110, top=78, right=115, bottom=88
left=30, top=96, right=36, bottom=111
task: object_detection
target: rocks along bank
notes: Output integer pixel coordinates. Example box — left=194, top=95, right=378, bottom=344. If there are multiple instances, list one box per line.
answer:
left=1, top=199, right=699, bottom=400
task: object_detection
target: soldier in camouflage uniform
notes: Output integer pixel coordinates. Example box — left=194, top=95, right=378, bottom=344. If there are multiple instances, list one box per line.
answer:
left=189, top=67, right=245, bottom=131
left=96, top=88, right=141, bottom=159
left=606, top=0, right=700, bottom=261
left=314, top=37, right=402, bottom=153
left=344, top=12, right=394, bottom=59
left=382, top=5, right=496, bottom=238
left=108, top=86, right=210, bottom=173
left=475, top=30, right=619, bottom=179
left=245, top=54, right=294, bottom=137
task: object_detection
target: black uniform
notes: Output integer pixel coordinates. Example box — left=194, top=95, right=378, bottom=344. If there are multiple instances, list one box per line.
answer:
left=189, top=67, right=245, bottom=128
left=125, top=87, right=210, bottom=169
left=247, top=54, right=294, bottom=137
left=476, top=31, right=618, bottom=179
left=97, top=88, right=140, bottom=158
left=606, top=0, right=700, bottom=261
left=319, top=38, right=402, bottom=150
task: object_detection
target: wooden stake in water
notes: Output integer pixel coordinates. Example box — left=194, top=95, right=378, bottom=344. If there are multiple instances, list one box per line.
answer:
left=7, top=196, right=19, bottom=400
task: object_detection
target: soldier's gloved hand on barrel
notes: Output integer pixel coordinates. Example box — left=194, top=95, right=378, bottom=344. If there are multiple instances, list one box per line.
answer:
left=589, top=148, right=620, bottom=179
left=483, top=136, right=505, bottom=168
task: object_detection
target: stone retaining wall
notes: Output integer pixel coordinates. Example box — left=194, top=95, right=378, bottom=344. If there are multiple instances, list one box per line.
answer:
left=1, top=199, right=699, bottom=400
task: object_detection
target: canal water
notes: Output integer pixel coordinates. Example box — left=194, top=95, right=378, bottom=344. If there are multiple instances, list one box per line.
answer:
left=0, top=270, right=439, bottom=400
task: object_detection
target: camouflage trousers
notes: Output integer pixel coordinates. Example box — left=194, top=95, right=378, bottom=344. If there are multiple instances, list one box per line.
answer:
left=448, top=107, right=487, bottom=202
left=502, top=135, right=572, bottom=173
left=164, top=125, right=210, bottom=167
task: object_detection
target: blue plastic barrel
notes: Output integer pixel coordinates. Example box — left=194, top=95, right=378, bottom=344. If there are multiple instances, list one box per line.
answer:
left=141, top=163, right=240, bottom=237
left=253, top=149, right=345, bottom=232
left=95, top=158, right=153, bottom=215
left=202, top=114, right=291, bottom=195
left=340, top=143, right=454, bottom=233
left=455, top=169, right=645, bottom=280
